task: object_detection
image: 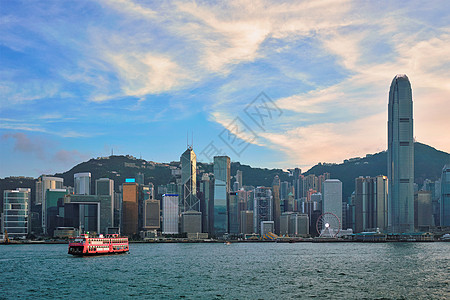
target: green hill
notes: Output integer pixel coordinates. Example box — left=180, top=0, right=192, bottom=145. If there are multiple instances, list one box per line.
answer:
left=1, top=142, right=448, bottom=207
left=305, top=142, right=450, bottom=200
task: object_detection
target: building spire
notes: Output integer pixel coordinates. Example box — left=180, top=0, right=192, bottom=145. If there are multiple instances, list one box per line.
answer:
left=186, top=130, right=193, bottom=150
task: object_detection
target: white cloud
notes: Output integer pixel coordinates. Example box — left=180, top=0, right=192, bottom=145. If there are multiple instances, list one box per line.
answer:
left=261, top=112, right=386, bottom=169
left=0, top=79, right=59, bottom=108
left=204, top=1, right=450, bottom=168
left=98, top=0, right=157, bottom=19
left=104, top=52, right=191, bottom=97
left=210, top=111, right=264, bottom=147
left=38, top=113, right=63, bottom=120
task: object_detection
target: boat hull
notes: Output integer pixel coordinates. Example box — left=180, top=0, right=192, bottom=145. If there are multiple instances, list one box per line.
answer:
left=68, top=249, right=129, bottom=256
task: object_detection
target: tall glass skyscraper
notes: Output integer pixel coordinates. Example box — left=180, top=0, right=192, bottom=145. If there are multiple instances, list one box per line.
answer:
left=441, top=165, right=450, bottom=226
left=35, top=176, right=64, bottom=234
left=181, top=147, right=198, bottom=212
left=213, top=156, right=230, bottom=237
left=2, top=188, right=31, bottom=238
left=388, top=74, right=414, bottom=233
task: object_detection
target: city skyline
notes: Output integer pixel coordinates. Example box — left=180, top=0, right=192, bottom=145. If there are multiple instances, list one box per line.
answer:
left=1, top=1, right=450, bottom=178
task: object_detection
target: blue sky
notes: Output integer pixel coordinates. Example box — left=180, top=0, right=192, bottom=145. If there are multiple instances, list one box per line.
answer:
left=1, top=0, right=449, bottom=178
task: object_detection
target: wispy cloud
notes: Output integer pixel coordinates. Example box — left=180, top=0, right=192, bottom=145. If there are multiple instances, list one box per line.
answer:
left=102, top=52, right=191, bottom=98
left=0, top=118, right=97, bottom=138
left=54, top=149, right=90, bottom=164
left=1, top=0, right=449, bottom=173
left=2, top=132, right=91, bottom=175
left=2, top=132, right=47, bottom=160
left=261, top=113, right=386, bottom=169
left=38, top=113, right=63, bottom=120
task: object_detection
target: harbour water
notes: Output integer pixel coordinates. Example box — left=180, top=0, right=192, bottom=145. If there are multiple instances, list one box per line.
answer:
left=1, top=242, right=449, bottom=299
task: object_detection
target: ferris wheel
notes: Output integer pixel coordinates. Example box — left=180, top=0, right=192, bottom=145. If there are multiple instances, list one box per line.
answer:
left=316, top=212, right=341, bottom=238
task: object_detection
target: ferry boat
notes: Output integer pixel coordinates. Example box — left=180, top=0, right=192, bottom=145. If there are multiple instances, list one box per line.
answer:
left=68, top=234, right=129, bottom=256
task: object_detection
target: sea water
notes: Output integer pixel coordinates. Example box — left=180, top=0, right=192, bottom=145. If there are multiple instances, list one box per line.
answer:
left=1, top=242, right=449, bottom=299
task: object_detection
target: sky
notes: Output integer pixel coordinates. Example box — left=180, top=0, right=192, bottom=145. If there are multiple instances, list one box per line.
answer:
left=1, top=0, right=450, bottom=178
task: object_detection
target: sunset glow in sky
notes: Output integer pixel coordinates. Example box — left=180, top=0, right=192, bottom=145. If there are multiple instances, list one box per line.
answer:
left=1, top=0, right=449, bottom=177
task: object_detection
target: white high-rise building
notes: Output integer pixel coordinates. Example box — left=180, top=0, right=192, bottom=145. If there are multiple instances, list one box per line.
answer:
left=388, top=74, right=414, bottom=233
left=323, top=179, right=343, bottom=229
left=35, top=176, right=64, bottom=232
left=74, top=172, right=91, bottom=195
left=36, top=176, right=64, bottom=205
left=162, top=194, right=179, bottom=234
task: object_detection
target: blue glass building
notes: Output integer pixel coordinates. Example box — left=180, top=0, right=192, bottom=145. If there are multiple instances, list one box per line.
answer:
left=213, top=156, right=230, bottom=237
left=2, top=188, right=31, bottom=238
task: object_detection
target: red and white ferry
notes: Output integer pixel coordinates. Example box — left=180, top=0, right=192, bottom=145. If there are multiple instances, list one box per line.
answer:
left=68, top=234, right=129, bottom=256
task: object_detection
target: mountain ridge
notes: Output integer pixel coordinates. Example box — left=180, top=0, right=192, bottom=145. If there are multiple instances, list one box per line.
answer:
left=1, top=142, right=448, bottom=207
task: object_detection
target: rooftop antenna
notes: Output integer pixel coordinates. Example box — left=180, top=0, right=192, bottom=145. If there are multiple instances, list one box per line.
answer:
left=186, top=130, right=194, bottom=150
left=111, top=148, right=113, bottom=156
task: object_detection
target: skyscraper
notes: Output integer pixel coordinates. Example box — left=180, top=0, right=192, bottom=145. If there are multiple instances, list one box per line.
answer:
left=45, top=188, right=67, bottom=236
left=322, top=179, right=342, bottom=229
left=74, top=172, right=91, bottom=195
left=354, top=176, right=388, bottom=232
left=162, top=194, right=179, bottom=234
left=96, top=178, right=114, bottom=228
left=240, top=210, right=253, bottom=235
left=228, top=192, right=239, bottom=235
left=441, top=165, right=450, bottom=226
left=291, top=168, right=302, bottom=199
left=302, top=174, right=318, bottom=198
left=2, top=188, right=31, bottom=238
left=388, top=74, right=414, bottom=233
left=63, top=194, right=113, bottom=235
left=272, top=175, right=281, bottom=235
left=199, top=173, right=214, bottom=234
left=414, top=191, right=433, bottom=230
left=253, top=187, right=273, bottom=234
left=143, top=199, right=160, bottom=230
left=181, top=147, right=198, bottom=212
left=35, top=176, right=64, bottom=233
left=95, top=178, right=114, bottom=196
left=122, top=182, right=139, bottom=237
left=35, top=176, right=64, bottom=205
left=135, top=172, right=145, bottom=185
left=141, top=183, right=158, bottom=232
left=236, top=170, right=243, bottom=190
left=213, top=156, right=230, bottom=237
